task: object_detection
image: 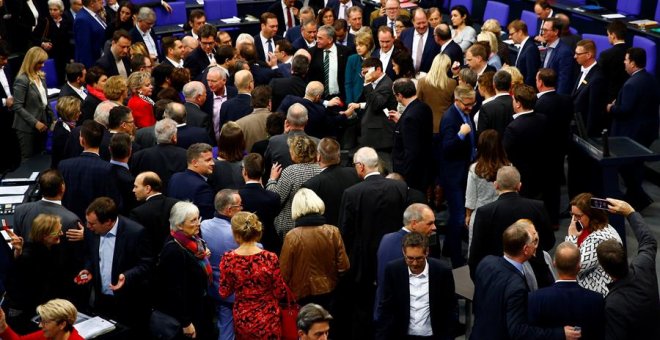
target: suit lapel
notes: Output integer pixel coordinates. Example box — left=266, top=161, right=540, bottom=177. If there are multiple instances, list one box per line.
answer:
left=112, top=219, right=124, bottom=279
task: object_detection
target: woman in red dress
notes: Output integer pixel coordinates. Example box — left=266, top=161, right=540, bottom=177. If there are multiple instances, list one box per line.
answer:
left=127, top=71, right=156, bottom=128
left=0, top=299, right=84, bottom=340
left=219, top=212, right=286, bottom=339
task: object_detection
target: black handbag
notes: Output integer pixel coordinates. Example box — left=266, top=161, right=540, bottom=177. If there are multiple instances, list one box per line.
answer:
left=149, top=309, right=181, bottom=340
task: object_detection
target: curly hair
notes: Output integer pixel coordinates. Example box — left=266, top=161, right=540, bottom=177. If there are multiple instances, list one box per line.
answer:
left=231, top=211, right=263, bottom=243
left=288, top=135, right=317, bottom=164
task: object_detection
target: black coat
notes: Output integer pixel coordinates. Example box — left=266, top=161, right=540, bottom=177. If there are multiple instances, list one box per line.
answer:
left=392, top=99, right=433, bottom=192
left=308, top=45, right=350, bottom=100
left=219, top=93, right=252, bottom=125
left=269, top=75, right=306, bottom=111
left=302, top=165, right=360, bottom=226
left=111, top=163, right=138, bottom=215
left=477, top=94, right=513, bottom=138
left=94, top=49, right=131, bottom=77
left=598, top=43, right=629, bottom=101
left=239, top=183, right=282, bottom=253
left=130, top=144, right=188, bottom=194
left=503, top=112, right=549, bottom=199
left=129, top=194, right=179, bottom=255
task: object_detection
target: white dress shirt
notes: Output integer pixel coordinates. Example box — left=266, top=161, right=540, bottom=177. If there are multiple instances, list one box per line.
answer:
left=137, top=25, right=158, bottom=58
left=67, top=82, right=87, bottom=100
left=166, top=57, right=184, bottom=68
left=0, top=66, right=12, bottom=106
left=408, top=261, right=433, bottom=336
left=378, top=47, right=393, bottom=73
left=411, top=29, right=429, bottom=70
left=577, top=61, right=597, bottom=90
left=325, top=44, right=339, bottom=95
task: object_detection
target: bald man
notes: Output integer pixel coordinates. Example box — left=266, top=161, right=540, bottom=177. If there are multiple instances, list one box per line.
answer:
left=220, top=70, right=254, bottom=126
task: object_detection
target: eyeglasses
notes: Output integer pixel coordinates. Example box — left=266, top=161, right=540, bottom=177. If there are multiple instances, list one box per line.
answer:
left=352, top=162, right=363, bottom=167
left=123, top=120, right=135, bottom=125
left=36, top=316, right=58, bottom=325
left=200, top=41, right=215, bottom=46
left=405, top=255, right=426, bottom=263
left=230, top=204, right=243, bottom=209
left=571, top=213, right=584, bottom=219
left=457, top=98, right=476, bottom=108
left=49, top=229, right=63, bottom=237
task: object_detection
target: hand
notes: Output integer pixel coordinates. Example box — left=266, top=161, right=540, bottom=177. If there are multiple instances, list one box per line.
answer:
left=464, top=215, right=471, bottom=229
left=379, top=7, right=385, bottom=16
left=161, top=1, right=172, bottom=13
left=606, top=102, right=614, bottom=113
left=35, top=121, right=47, bottom=132
left=183, top=323, right=196, bottom=338
left=451, top=61, right=461, bottom=75
left=66, top=222, right=85, bottom=242
left=459, top=123, right=471, bottom=136
left=266, top=52, right=277, bottom=67
left=326, top=97, right=342, bottom=107
left=364, top=70, right=377, bottom=83
left=75, top=270, right=92, bottom=285
left=0, top=307, right=7, bottom=334
left=6, top=228, right=23, bottom=257
left=291, top=7, right=299, bottom=17
left=109, top=273, right=125, bottom=291
left=387, top=110, right=400, bottom=123
left=5, top=97, right=13, bottom=108
left=563, top=326, right=581, bottom=340
left=270, top=162, right=282, bottom=181
left=348, top=102, right=361, bottom=111
left=606, top=198, right=635, bottom=216
left=567, top=217, right=583, bottom=238
left=41, top=42, right=53, bottom=51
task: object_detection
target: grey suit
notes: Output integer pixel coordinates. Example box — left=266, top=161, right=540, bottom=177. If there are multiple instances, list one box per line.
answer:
left=12, top=74, right=55, bottom=158
left=13, top=200, right=80, bottom=241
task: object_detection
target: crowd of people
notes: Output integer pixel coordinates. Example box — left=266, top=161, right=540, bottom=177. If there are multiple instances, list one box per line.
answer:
left=0, top=0, right=659, bottom=338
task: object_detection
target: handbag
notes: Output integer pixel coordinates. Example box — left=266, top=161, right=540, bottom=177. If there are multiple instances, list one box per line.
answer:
left=280, top=283, right=300, bottom=340
left=149, top=309, right=181, bottom=340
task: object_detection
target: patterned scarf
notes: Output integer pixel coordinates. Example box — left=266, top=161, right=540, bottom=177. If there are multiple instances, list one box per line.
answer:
left=171, top=230, right=213, bottom=283
left=86, top=84, right=107, bottom=101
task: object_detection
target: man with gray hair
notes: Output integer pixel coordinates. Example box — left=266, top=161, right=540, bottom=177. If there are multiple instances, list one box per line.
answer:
left=182, top=81, right=211, bottom=133
left=203, top=66, right=238, bottom=143
left=309, top=24, right=350, bottom=100
left=164, top=102, right=211, bottom=149
left=297, top=303, right=333, bottom=340
left=201, top=189, right=244, bottom=340
left=129, top=6, right=158, bottom=59
left=61, top=100, right=116, bottom=161
left=264, top=103, right=319, bottom=169
left=285, top=7, right=316, bottom=43
left=277, top=81, right=346, bottom=139
left=338, top=146, right=410, bottom=338
left=130, top=118, right=187, bottom=194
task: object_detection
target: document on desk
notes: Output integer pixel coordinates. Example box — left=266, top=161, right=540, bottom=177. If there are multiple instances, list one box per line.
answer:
left=0, top=185, right=29, bottom=196
left=1, top=172, right=38, bottom=184
left=0, top=196, right=24, bottom=205
left=602, top=13, right=626, bottom=19
left=74, top=316, right=116, bottom=339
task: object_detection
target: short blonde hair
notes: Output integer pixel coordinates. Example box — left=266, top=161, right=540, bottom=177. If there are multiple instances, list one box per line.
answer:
left=291, top=188, right=325, bottom=221
left=481, top=19, right=502, bottom=36
left=103, top=75, right=128, bottom=101
left=130, top=42, right=149, bottom=58
left=231, top=211, right=262, bottom=243
left=127, top=71, right=151, bottom=93
left=36, top=299, right=77, bottom=331
left=501, top=65, right=524, bottom=85
left=354, top=31, right=374, bottom=56
left=56, top=96, right=81, bottom=122
left=477, top=31, right=498, bottom=54
left=29, top=214, right=61, bottom=243
left=289, top=135, right=317, bottom=164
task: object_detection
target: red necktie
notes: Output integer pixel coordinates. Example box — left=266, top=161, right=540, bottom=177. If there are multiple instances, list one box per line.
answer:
left=286, top=7, right=293, bottom=29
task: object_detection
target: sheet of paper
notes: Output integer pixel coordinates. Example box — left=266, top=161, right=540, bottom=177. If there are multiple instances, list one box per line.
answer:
left=0, top=185, right=29, bottom=195
left=0, top=196, right=24, bottom=204
left=602, top=13, right=626, bottom=19
left=2, top=172, right=38, bottom=183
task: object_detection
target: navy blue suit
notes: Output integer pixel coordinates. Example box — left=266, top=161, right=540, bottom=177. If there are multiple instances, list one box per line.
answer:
left=371, top=47, right=398, bottom=80
left=374, top=228, right=407, bottom=320
left=441, top=40, right=463, bottom=68
left=515, top=38, right=541, bottom=87
left=219, top=93, right=252, bottom=126
left=277, top=62, right=292, bottom=78
left=610, top=69, right=660, bottom=147
left=302, top=164, right=360, bottom=226
left=249, top=62, right=283, bottom=86
left=335, top=33, right=355, bottom=51
left=392, top=99, right=433, bottom=192
left=94, top=49, right=131, bottom=77
left=239, top=182, right=282, bottom=253
left=543, top=40, right=575, bottom=95
left=254, top=34, right=284, bottom=62
left=471, top=256, right=564, bottom=340
left=168, top=169, right=215, bottom=220
left=176, top=125, right=212, bottom=149
left=572, top=64, right=607, bottom=137
left=278, top=95, right=346, bottom=139
left=292, top=37, right=314, bottom=51
left=74, top=8, right=106, bottom=67
left=285, top=25, right=302, bottom=43
left=528, top=281, right=604, bottom=340
left=399, top=28, right=440, bottom=73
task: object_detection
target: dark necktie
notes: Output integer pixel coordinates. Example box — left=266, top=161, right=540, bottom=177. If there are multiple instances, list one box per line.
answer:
left=323, top=50, right=330, bottom=96
left=286, top=7, right=293, bottom=29
left=267, top=39, right=273, bottom=54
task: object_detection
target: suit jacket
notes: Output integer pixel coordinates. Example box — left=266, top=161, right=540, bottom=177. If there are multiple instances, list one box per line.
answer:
left=277, top=62, right=292, bottom=78
left=441, top=40, right=463, bottom=67
left=277, top=95, right=342, bottom=139
left=468, top=192, right=555, bottom=284
left=94, top=50, right=131, bottom=77
left=374, top=228, right=407, bottom=320
left=74, top=8, right=107, bottom=67
left=345, top=53, right=365, bottom=104
left=302, top=164, right=360, bottom=226
left=515, top=38, right=541, bottom=87
left=264, top=130, right=319, bottom=172
left=135, top=126, right=156, bottom=149
left=184, top=102, right=211, bottom=136
left=471, top=256, right=564, bottom=340
left=285, top=25, right=302, bottom=43
left=335, top=33, right=355, bottom=51
left=308, top=45, right=350, bottom=99
left=609, top=69, right=660, bottom=147
left=235, top=108, right=271, bottom=152
left=250, top=62, right=283, bottom=86
left=535, top=90, right=573, bottom=172
left=129, top=194, right=179, bottom=255
left=201, top=85, right=238, bottom=135
left=79, top=92, right=103, bottom=124
left=254, top=33, right=284, bottom=62
left=371, top=47, right=398, bottom=80
left=168, top=169, right=215, bottom=220
left=358, top=75, right=397, bottom=149
left=62, top=126, right=112, bottom=161
left=130, top=144, right=188, bottom=194
left=477, top=94, right=513, bottom=137
left=184, top=47, right=218, bottom=81
left=338, top=174, right=409, bottom=284
left=392, top=99, right=433, bottom=192
left=598, top=43, right=629, bottom=101
left=399, top=27, right=440, bottom=73
left=59, top=152, right=119, bottom=220
left=111, top=164, right=138, bottom=215
left=543, top=40, right=575, bottom=95
left=176, top=124, right=212, bottom=149
left=219, top=93, right=252, bottom=126
left=270, top=75, right=306, bottom=111
left=329, top=0, right=363, bottom=20
left=13, top=200, right=79, bottom=241
left=239, top=182, right=282, bottom=253
left=292, top=37, right=315, bottom=50
left=439, top=104, right=474, bottom=184
left=528, top=281, right=605, bottom=340
left=503, top=112, right=549, bottom=199
left=376, top=257, right=456, bottom=340
left=11, top=74, right=55, bottom=133
left=128, top=26, right=157, bottom=58
left=58, top=83, right=85, bottom=102
left=266, top=1, right=302, bottom=37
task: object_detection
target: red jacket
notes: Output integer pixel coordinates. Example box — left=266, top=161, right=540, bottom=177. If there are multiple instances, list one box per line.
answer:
left=128, top=96, right=156, bottom=128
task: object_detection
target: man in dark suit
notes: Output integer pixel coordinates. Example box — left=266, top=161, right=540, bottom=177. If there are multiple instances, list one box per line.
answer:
left=77, top=197, right=153, bottom=332
left=130, top=171, right=179, bottom=255
left=203, top=66, right=238, bottom=143
left=182, top=81, right=211, bottom=134
left=168, top=143, right=215, bottom=219
left=59, top=120, right=120, bottom=220
left=74, top=0, right=107, bottom=67
left=272, top=40, right=294, bottom=79
left=438, top=85, right=476, bottom=268
left=109, top=133, right=137, bottom=215
left=390, top=78, right=433, bottom=192
left=278, top=82, right=347, bottom=139
left=468, top=166, right=555, bottom=287
left=267, top=0, right=301, bottom=37
left=540, top=18, right=575, bottom=96
left=238, top=153, right=281, bottom=253
left=597, top=198, right=660, bottom=339
left=130, top=118, right=188, bottom=194
left=128, top=7, right=158, bottom=59
left=292, top=20, right=318, bottom=50
left=503, top=84, right=549, bottom=201
left=330, top=0, right=363, bottom=22
left=371, top=0, right=400, bottom=38
left=374, top=203, right=436, bottom=320
left=434, top=23, right=463, bottom=67
left=254, top=12, right=283, bottom=63
left=572, top=40, right=607, bottom=137
left=477, top=70, right=513, bottom=137
left=607, top=48, right=660, bottom=210
left=338, top=146, right=410, bottom=338
left=376, top=232, right=455, bottom=340
left=285, top=6, right=315, bottom=43
left=184, top=24, right=220, bottom=81
left=0, top=42, right=20, bottom=172
left=270, top=55, right=308, bottom=111
left=471, top=220, right=577, bottom=340
left=264, top=103, right=318, bottom=170
left=160, top=36, right=185, bottom=69
left=59, top=63, right=87, bottom=102
left=599, top=20, right=629, bottom=101
left=308, top=24, right=350, bottom=100
left=372, top=27, right=398, bottom=80
left=94, top=30, right=131, bottom=77
left=303, top=138, right=360, bottom=225
left=399, top=8, right=440, bottom=74
left=164, top=102, right=211, bottom=149
left=528, top=242, right=605, bottom=340
left=63, top=101, right=114, bottom=161
left=508, top=20, right=541, bottom=87
left=334, top=19, right=355, bottom=51
left=219, top=70, right=254, bottom=126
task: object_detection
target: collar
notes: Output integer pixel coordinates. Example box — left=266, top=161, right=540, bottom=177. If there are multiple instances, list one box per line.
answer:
left=83, top=6, right=98, bottom=17
left=555, top=279, right=578, bottom=283
left=188, top=168, right=208, bottom=181
left=581, top=61, right=597, bottom=74
left=546, top=38, right=559, bottom=49
left=537, top=89, right=554, bottom=98
left=145, top=193, right=162, bottom=201
left=503, top=255, right=524, bottom=274
left=349, top=27, right=360, bottom=35
left=512, top=110, right=533, bottom=119
left=166, top=57, right=183, bottom=67
left=520, top=36, right=530, bottom=48
left=476, top=64, right=488, bottom=76
left=41, top=198, right=62, bottom=205
left=380, top=46, right=393, bottom=57
left=245, top=180, right=262, bottom=185
left=364, top=171, right=380, bottom=179
left=631, top=69, right=643, bottom=76
left=110, top=3, right=119, bottom=11
left=136, top=24, right=151, bottom=36
left=441, top=40, right=452, bottom=51
left=110, top=160, right=129, bottom=170
left=493, top=92, right=509, bottom=99
left=260, top=32, right=273, bottom=43
left=416, top=28, right=429, bottom=39
left=103, top=218, right=119, bottom=237
left=371, top=73, right=386, bottom=87
left=453, top=103, right=469, bottom=117
left=67, top=82, right=82, bottom=91
left=325, top=43, right=337, bottom=54
left=408, top=259, right=429, bottom=278
left=214, top=87, right=228, bottom=98
left=176, top=123, right=187, bottom=128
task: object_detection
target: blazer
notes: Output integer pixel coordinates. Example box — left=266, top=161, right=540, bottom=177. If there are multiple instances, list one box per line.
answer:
left=536, top=91, right=573, bottom=152
left=345, top=54, right=364, bottom=104
left=184, top=102, right=211, bottom=134
left=468, top=192, right=555, bottom=284
left=277, top=95, right=338, bottom=139
left=184, top=47, right=218, bottom=81
left=285, top=25, right=302, bottom=43
left=392, top=98, right=433, bottom=192
left=476, top=94, right=513, bottom=137
left=266, top=0, right=302, bottom=37
left=371, top=47, right=397, bottom=80
left=270, top=75, right=306, bottom=111
left=302, top=164, right=360, bottom=226
left=503, top=112, right=549, bottom=199
left=74, top=8, right=107, bottom=67
left=597, top=43, right=629, bottom=101
left=543, top=40, right=575, bottom=95
left=58, top=83, right=85, bottom=102
left=416, top=76, right=456, bottom=134
left=62, top=125, right=112, bottom=161
left=201, top=85, right=238, bottom=129
left=235, top=108, right=271, bottom=152
left=168, top=169, right=215, bottom=220
left=79, top=92, right=103, bottom=124
left=376, top=257, right=456, bottom=340
left=329, top=0, right=363, bottom=20
left=441, top=40, right=463, bottom=67
left=292, top=37, right=315, bottom=50
left=277, top=62, right=292, bottom=78
left=11, top=74, right=54, bottom=133
left=254, top=33, right=284, bottom=62
left=264, top=130, right=318, bottom=170
left=515, top=38, right=541, bottom=87
left=111, top=163, right=137, bottom=215
left=94, top=50, right=131, bottom=77
left=129, top=194, right=179, bottom=255
left=528, top=281, right=605, bottom=340
left=13, top=200, right=79, bottom=240
left=358, top=75, right=397, bottom=149
left=239, top=182, right=282, bottom=253
left=609, top=69, right=660, bottom=147
left=219, top=93, right=253, bottom=126
left=471, top=256, right=564, bottom=340
left=176, top=125, right=212, bottom=149
left=128, top=25, right=157, bottom=57
left=439, top=104, right=474, bottom=182
left=58, top=152, right=119, bottom=220
left=335, top=33, right=355, bottom=51
left=308, top=44, right=350, bottom=99
left=399, top=27, right=440, bottom=73
left=130, top=144, right=188, bottom=194
left=374, top=228, right=407, bottom=320
left=51, top=121, right=71, bottom=168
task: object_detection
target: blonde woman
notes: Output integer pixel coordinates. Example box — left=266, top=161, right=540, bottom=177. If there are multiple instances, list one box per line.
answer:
left=477, top=31, right=502, bottom=70
left=51, top=96, right=81, bottom=168
left=417, top=53, right=457, bottom=133
left=0, top=299, right=84, bottom=339
left=500, top=65, right=524, bottom=86
left=127, top=71, right=155, bottom=128
left=103, top=75, right=129, bottom=104
left=12, top=47, right=55, bottom=159
left=345, top=31, right=374, bottom=104
left=481, top=19, right=511, bottom=65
